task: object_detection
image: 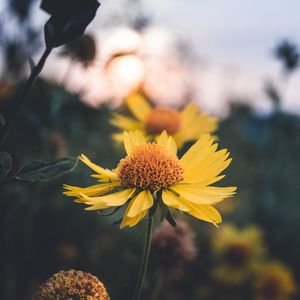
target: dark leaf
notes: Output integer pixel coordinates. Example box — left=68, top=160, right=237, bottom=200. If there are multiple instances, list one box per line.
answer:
left=40, top=0, right=99, bottom=21
left=44, top=19, right=56, bottom=49
left=113, top=218, right=123, bottom=226
left=0, top=151, right=12, bottom=180
left=159, top=202, right=167, bottom=222
left=165, top=208, right=177, bottom=228
left=16, top=157, right=78, bottom=182
left=97, top=206, right=122, bottom=216
left=43, top=1, right=100, bottom=48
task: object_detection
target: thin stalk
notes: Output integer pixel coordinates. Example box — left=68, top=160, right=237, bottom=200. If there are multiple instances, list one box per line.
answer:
left=150, top=269, right=165, bottom=300
left=133, top=214, right=154, bottom=300
left=0, top=47, right=52, bottom=149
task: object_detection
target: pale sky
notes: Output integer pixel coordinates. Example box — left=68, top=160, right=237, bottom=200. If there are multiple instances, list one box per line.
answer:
left=2, top=0, right=300, bottom=116
left=90, top=0, right=300, bottom=115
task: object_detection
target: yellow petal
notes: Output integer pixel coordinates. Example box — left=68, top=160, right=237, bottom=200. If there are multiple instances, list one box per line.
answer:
left=184, top=154, right=232, bottom=183
left=80, top=188, right=135, bottom=208
left=171, top=184, right=236, bottom=205
left=123, top=131, right=146, bottom=155
left=110, top=113, right=142, bottom=130
left=127, top=190, right=154, bottom=217
left=162, top=190, right=222, bottom=224
left=180, top=134, right=215, bottom=170
left=175, top=103, right=218, bottom=145
left=79, top=154, right=117, bottom=182
left=180, top=135, right=233, bottom=183
left=126, top=93, right=152, bottom=121
left=156, top=131, right=177, bottom=156
left=111, top=132, right=124, bottom=143
left=120, top=210, right=147, bottom=229
left=84, top=202, right=111, bottom=210
left=182, top=200, right=222, bottom=224
left=63, top=182, right=120, bottom=197
left=162, top=189, right=190, bottom=211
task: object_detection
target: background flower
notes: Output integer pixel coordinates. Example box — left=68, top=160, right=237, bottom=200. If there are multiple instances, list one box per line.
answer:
left=151, top=220, right=197, bottom=269
left=254, top=262, right=296, bottom=300
left=33, top=269, right=110, bottom=300
left=211, top=224, right=266, bottom=286
left=111, top=94, right=218, bottom=148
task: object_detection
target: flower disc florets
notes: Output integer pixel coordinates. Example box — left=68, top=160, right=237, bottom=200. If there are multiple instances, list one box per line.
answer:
left=33, top=269, right=110, bottom=300
left=117, top=144, right=184, bottom=191
left=145, top=107, right=181, bottom=135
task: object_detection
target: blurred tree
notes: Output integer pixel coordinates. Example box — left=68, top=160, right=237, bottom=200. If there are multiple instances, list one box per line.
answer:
left=9, top=0, right=36, bottom=21
left=0, top=1, right=40, bottom=81
left=274, top=40, right=299, bottom=75
left=264, top=80, right=281, bottom=111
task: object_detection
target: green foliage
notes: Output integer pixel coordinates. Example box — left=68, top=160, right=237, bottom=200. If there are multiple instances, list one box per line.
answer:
left=274, top=40, right=299, bottom=73
left=1, top=80, right=300, bottom=300
left=15, top=157, right=78, bottom=182
left=0, top=151, right=12, bottom=179
left=265, top=81, right=281, bottom=108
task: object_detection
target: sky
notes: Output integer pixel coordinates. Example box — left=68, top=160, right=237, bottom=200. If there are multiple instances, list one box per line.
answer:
left=2, top=0, right=300, bottom=116
left=92, top=0, right=300, bottom=115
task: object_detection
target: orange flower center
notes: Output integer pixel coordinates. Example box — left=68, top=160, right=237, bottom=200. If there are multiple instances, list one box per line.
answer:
left=144, top=108, right=181, bottom=135
left=117, top=144, right=184, bottom=191
left=225, top=242, right=250, bottom=266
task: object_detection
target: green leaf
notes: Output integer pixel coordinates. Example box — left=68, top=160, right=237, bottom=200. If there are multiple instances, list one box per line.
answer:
left=44, top=19, right=56, bottom=49
left=44, top=2, right=100, bottom=48
left=0, top=151, right=12, bottom=180
left=97, top=206, right=122, bottom=216
left=0, top=114, right=5, bottom=127
left=16, top=157, right=78, bottom=182
left=165, top=208, right=177, bottom=228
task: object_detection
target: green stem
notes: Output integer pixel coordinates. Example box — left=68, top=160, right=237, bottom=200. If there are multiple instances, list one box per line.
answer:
left=0, top=46, right=52, bottom=149
left=133, top=214, right=154, bottom=300
left=151, top=269, right=165, bottom=300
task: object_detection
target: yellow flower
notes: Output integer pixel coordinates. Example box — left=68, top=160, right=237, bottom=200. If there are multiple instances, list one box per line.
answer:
left=64, top=131, right=236, bottom=228
left=211, top=224, right=266, bottom=286
left=255, top=262, right=296, bottom=300
left=111, top=93, right=218, bottom=148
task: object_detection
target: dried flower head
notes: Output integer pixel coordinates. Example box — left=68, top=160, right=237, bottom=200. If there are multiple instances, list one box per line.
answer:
left=111, top=94, right=218, bottom=148
left=255, top=262, right=296, bottom=300
left=33, top=269, right=110, bottom=300
left=152, top=220, right=197, bottom=268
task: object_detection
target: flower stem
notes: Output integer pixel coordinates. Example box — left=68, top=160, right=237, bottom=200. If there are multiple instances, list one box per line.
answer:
left=133, top=214, right=154, bottom=300
left=0, top=46, right=52, bottom=149
left=150, top=269, right=165, bottom=300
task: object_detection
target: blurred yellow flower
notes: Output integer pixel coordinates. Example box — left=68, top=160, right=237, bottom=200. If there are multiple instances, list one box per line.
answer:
left=64, top=131, right=236, bottom=228
left=255, top=262, right=296, bottom=300
left=212, top=224, right=266, bottom=286
left=111, top=94, right=218, bottom=148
